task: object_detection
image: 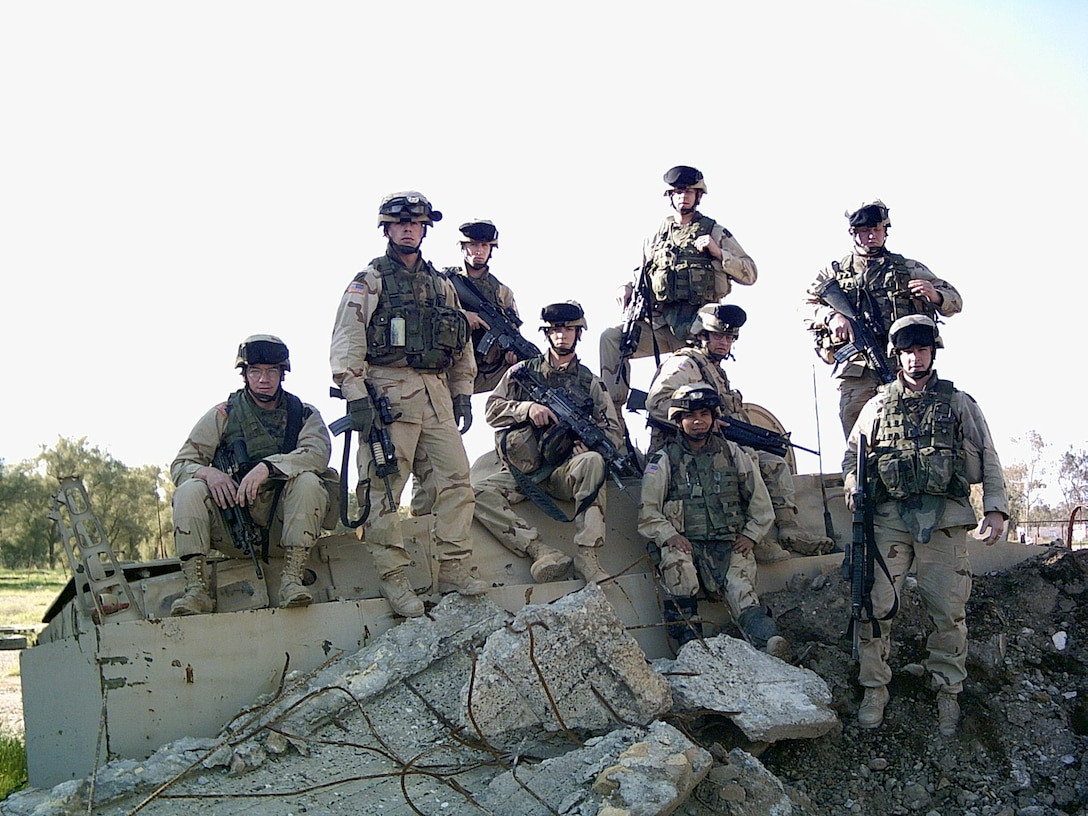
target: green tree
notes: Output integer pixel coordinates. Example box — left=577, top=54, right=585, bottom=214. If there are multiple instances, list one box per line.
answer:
left=0, top=460, right=55, bottom=568
left=1057, top=446, right=1088, bottom=510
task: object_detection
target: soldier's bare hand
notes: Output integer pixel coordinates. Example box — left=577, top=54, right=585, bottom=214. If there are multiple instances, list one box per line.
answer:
left=465, top=311, right=490, bottom=331
left=504, top=351, right=518, bottom=365
left=694, top=234, right=723, bottom=259
left=907, top=279, right=938, bottom=303
left=198, top=467, right=239, bottom=510
left=733, top=534, right=756, bottom=555
left=572, top=441, right=589, bottom=456
left=528, top=403, right=558, bottom=427
left=616, top=282, right=633, bottom=309
left=665, top=534, right=693, bottom=555
left=977, top=511, right=1006, bottom=545
left=828, top=312, right=855, bottom=343
left=237, top=462, right=271, bottom=507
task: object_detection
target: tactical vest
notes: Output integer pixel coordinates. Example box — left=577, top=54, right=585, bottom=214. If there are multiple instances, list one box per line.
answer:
left=448, top=267, right=506, bottom=368
left=517, top=356, right=597, bottom=465
left=670, top=348, right=743, bottom=417
left=870, top=379, right=969, bottom=502
left=220, top=389, right=307, bottom=464
left=834, top=251, right=938, bottom=343
left=647, top=215, right=723, bottom=306
left=663, top=437, right=746, bottom=541
left=365, top=255, right=470, bottom=371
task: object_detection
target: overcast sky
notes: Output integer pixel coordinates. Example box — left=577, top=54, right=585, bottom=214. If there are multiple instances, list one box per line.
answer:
left=3, top=1, right=1086, bottom=503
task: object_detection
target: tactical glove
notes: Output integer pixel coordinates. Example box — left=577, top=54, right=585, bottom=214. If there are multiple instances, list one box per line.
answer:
left=453, top=394, right=472, bottom=435
left=347, top=397, right=375, bottom=438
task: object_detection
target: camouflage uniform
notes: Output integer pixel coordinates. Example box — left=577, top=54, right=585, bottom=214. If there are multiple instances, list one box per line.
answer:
left=645, top=347, right=832, bottom=556
left=805, top=250, right=962, bottom=437
left=600, top=216, right=757, bottom=411
left=330, top=249, right=478, bottom=579
left=844, top=373, right=1008, bottom=696
left=473, top=354, right=623, bottom=577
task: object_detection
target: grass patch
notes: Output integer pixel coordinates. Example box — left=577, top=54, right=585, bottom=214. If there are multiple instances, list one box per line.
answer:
left=0, top=732, right=26, bottom=800
left=0, top=569, right=68, bottom=628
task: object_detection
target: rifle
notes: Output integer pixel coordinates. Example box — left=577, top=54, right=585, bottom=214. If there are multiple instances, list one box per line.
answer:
left=330, top=383, right=400, bottom=527
left=447, top=273, right=541, bottom=362
left=511, top=366, right=641, bottom=487
left=211, top=440, right=266, bottom=580
left=616, top=264, right=656, bottom=383
left=816, top=271, right=896, bottom=385
left=813, top=366, right=837, bottom=541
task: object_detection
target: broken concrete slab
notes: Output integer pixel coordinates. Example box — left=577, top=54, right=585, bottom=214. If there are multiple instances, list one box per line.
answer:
left=482, top=720, right=711, bottom=816
left=463, top=582, right=672, bottom=746
left=654, top=635, right=839, bottom=743
left=694, top=747, right=811, bottom=815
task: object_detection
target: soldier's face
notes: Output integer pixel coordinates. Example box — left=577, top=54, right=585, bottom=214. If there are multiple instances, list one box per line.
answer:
left=545, top=325, right=579, bottom=355
left=669, top=188, right=698, bottom=213
left=704, top=331, right=736, bottom=360
left=462, top=241, right=492, bottom=268
left=898, top=345, right=934, bottom=380
left=244, top=365, right=284, bottom=405
left=680, top=408, right=714, bottom=440
left=386, top=221, right=425, bottom=249
left=851, top=224, right=887, bottom=253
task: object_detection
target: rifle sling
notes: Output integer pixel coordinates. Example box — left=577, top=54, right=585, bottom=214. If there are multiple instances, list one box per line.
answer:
left=498, top=423, right=606, bottom=523
left=336, top=428, right=369, bottom=528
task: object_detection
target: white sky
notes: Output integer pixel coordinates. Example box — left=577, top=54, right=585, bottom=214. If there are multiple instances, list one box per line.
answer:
left=3, top=1, right=1087, bottom=503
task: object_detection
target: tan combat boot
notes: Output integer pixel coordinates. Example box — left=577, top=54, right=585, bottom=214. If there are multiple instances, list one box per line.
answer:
left=378, top=569, right=425, bottom=617
left=937, top=691, right=961, bottom=736
left=525, top=539, right=572, bottom=583
left=858, top=686, right=890, bottom=728
left=573, top=546, right=609, bottom=584
left=775, top=510, right=835, bottom=556
left=171, top=555, right=214, bottom=617
left=437, top=558, right=488, bottom=596
left=279, top=547, right=314, bottom=608
left=753, top=537, right=792, bottom=564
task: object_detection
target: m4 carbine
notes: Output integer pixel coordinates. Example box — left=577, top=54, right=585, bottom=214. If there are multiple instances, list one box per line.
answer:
left=211, top=439, right=266, bottom=579
left=447, top=274, right=541, bottom=362
left=330, top=383, right=400, bottom=526
left=816, top=272, right=896, bottom=385
left=616, top=264, right=653, bottom=382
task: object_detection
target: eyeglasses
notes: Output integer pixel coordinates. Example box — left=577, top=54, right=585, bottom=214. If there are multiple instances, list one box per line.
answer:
left=246, top=366, right=282, bottom=380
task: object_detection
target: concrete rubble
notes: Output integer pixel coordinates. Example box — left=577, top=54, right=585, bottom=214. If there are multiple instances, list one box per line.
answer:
left=2, top=586, right=833, bottom=816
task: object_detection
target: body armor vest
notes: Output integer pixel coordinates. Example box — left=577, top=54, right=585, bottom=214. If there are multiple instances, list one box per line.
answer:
left=220, top=389, right=307, bottom=464
left=664, top=437, right=745, bottom=541
left=517, top=356, right=597, bottom=465
left=671, top=348, right=743, bottom=416
left=870, top=379, right=969, bottom=502
left=365, top=255, right=470, bottom=371
left=834, top=251, right=938, bottom=345
left=648, top=215, right=722, bottom=306
left=448, top=266, right=506, bottom=369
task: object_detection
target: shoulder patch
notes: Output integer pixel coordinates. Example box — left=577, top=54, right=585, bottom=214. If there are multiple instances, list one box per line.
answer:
left=347, top=281, right=368, bottom=296
left=215, top=402, right=230, bottom=417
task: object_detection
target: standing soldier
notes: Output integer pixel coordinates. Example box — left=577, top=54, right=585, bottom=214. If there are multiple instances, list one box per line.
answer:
left=330, top=191, right=486, bottom=619
left=805, top=199, right=963, bottom=437
left=600, top=165, right=758, bottom=422
left=473, top=301, right=623, bottom=584
left=171, top=335, right=339, bottom=614
left=844, top=315, right=1007, bottom=736
left=639, top=384, right=786, bottom=656
left=646, top=303, right=834, bottom=562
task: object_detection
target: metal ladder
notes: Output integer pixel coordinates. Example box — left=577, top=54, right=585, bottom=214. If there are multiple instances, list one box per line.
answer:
left=50, top=475, right=144, bottom=623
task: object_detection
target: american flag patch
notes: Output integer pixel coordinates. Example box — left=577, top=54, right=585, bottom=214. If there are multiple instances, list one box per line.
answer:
left=645, top=462, right=659, bottom=474
left=347, top=282, right=367, bottom=295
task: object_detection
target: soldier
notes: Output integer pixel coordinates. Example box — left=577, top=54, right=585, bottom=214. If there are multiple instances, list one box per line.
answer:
left=473, top=301, right=623, bottom=584
left=646, top=303, right=834, bottom=562
left=600, top=165, right=758, bottom=421
left=805, top=199, right=963, bottom=437
left=639, top=384, right=787, bottom=656
left=844, top=315, right=1007, bottom=736
left=170, top=335, right=339, bottom=614
left=330, top=191, right=486, bottom=619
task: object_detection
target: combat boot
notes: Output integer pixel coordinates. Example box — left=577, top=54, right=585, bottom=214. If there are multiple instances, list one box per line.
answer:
left=378, top=569, right=425, bottom=617
left=775, top=511, right=835, bottom=556
left=858, top=686, right=890, bottom=728
left=171, top=555, right=214, bottom=617
left=663, top=596, right=701, bottom=649
left=937, top=691, right=961, bottom=736
left=437, top=558, right=488, bottom=596
left=753, top=537, right=792, bottom=564
left=279, top=547, right=314, bottom=608
left=525, top=539, right=572, bottom=583
left=573, top=546, right=609, bottom=584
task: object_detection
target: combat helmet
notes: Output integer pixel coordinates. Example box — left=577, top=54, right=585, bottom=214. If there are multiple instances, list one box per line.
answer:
left=458, top=219, right=499, bottom=246
left=236, top=334, right=291, bottom=371
left=377, top=191, right=443, bottom=227
left=690, top=303, right=747, bottom=338
left=887, top=314, right=943, bottom=355
left=668, top=383, right=722, bottom=423
left=540, top=301, right=588, bottom=331
left=663, top=165, right=708, bottom=195
left=846, top=199, right=891, bottom=230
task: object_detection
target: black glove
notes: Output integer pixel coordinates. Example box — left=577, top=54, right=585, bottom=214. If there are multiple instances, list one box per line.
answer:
left=453, top=394, right=472, bottom=435
left=347, top=397, right=375, bottom=438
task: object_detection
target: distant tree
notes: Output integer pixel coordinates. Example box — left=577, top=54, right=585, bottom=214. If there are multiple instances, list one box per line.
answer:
left=1006, top=431, right=1052, bottom=522
left=1057, top=446, right=1088, bottom=510
left=0, top=460, right=55, bottom=568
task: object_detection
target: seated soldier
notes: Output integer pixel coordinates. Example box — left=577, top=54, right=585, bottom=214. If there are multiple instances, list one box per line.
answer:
left=472, top=301, right=624, bottom=584
left=170, top=335, right=338, bottom=614
left=639, top=384, right=787, bottom=657
left=646, top=302, right=834, bottom=561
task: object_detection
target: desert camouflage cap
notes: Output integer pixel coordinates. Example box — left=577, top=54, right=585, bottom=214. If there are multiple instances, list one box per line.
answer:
left=539, top=300, right=587, bottom=330
left=236, top=334, right=291, bottom=371
left=690, top=303, right=747, bottom=337
left=668, top=383, right=721, bottom=423
left=663, top=165, right=708, bottom=195
left=378, top=191, right=443, bottom=227
left=846, top=199, right=891, bottom=229
left=887, top=314, right=943, bottom=355
left=458, top=219, right=499, bottom=245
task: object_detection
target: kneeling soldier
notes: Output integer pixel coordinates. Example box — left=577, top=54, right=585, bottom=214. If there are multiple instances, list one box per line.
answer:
left=639, top=384, right=786, bottom=655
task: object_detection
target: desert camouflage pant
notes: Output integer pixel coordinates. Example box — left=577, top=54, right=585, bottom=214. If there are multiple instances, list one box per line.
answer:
left=173, top=472, right=328, bottom=558
left=857, top=518, right=972, bottom=694
left=655, top=539, right=760, bottom=617
left=838, top=368, right=883, bottom=439
left=356, top=402, right=475, bottom=577
left=472, top=451, right=607, bottom=553
left=599, top=320, right=686, bottom=413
